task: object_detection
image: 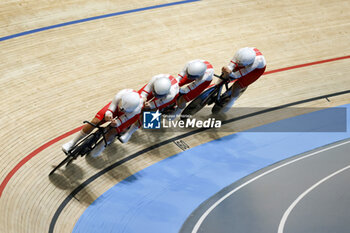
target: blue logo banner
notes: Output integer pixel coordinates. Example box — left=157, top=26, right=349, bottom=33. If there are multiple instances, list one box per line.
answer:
left=143, top=110, right=161, bottom=129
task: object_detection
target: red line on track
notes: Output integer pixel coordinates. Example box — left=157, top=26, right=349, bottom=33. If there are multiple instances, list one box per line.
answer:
left=264, top=55, right=350, bottom=75
left=0, top=126, right=83, bottom=197
left=0, top=55, right=349, bottom=198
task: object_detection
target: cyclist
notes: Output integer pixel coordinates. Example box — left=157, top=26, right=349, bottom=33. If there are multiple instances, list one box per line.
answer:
left=61, top=89, right=143, bottom=157
left=216, top=47, right=266, bottom=113
left=170, top=59, right=214, bottom=119
left=119, top=74, right=180, bottom=143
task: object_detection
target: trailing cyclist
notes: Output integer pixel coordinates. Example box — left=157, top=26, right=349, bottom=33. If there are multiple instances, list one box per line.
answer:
left=61, top=89, right=143, bottom=157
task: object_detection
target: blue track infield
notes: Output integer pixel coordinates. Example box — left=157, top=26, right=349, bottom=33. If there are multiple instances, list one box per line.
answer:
left=73, top=104, right=350, bottom=233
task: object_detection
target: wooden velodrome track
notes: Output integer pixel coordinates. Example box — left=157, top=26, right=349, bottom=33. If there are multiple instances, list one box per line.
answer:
left=0, top=0, right=349, bottom=232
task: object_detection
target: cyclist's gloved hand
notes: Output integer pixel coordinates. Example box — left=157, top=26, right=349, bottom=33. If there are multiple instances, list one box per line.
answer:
left=105, top=111, right=113, bottom=121
left=143, top=102, right=151, bottom=111
left=221, top=66, right=232, bottom=78
left=110, top=119, right=117, bottom=127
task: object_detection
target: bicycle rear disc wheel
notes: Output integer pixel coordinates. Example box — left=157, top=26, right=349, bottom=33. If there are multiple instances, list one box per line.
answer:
left=181, top=86, right=217, bottom=119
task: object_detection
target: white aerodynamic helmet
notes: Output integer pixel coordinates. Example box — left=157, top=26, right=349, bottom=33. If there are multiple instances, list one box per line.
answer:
left=234, top=47, right=256, bottom=66
left=187, top=61, right=207, bottom=79
left=120, top=92, right=140, bottom=112
left=153, top=76, right=171, bottom=98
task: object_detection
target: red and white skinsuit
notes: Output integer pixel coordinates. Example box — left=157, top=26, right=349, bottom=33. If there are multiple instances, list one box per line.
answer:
left=177, top=59, right=214, bottom=101
left=227, top=47, right=266, bottom=88
left=222, top=48, right=266, bottom=112
left=63, top=89, right=143, bottom=158
left=138, top=74, right=179, bottom=110
left=119, top=74, right=180, bottom=143
left=95, top=89, right=143, bottom=134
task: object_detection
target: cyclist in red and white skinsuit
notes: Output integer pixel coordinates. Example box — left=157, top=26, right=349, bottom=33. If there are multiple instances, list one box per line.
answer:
left=170, top=59, right=214, bottom=119
left=62, top=89, right=143, bottom=157
left=219, top=47, right=266, bottom=113
left=139, top=74, right=179, bottom=111
left=119, top=74, right=180, bottom=143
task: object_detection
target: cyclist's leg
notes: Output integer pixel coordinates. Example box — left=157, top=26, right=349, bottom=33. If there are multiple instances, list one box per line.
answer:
left=90, top=114, right=141, bottom=157
left=119, top=116, right=142, bottom=143
left=212, top=82, right=245, bottom=114
left=89, top=128, right=117, bottom=158
left=169, top=96, right=187, bottom=119
left=221, top=82, right=246, bottom=112
left=213, top=66, right=265, bottom=114
left=62, top=117, right=102, bottom=154
left=62, top=102, right=110, bottom=154
left=170, top=80, right=211, bottom=119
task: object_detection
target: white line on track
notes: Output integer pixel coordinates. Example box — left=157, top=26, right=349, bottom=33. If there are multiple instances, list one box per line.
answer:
left=191, top=140, right=350, bottom=233
left=277, top=164, right=350, bottom=233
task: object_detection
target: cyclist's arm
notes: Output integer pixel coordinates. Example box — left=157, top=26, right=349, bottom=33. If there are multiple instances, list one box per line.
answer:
left=176, top=64, right=188, bottom=82
left=105, top=89, right=129, bottom=119
left=140, top=77, right=157, bottom=99
left=229, top=57, right=266, bottom=79
left=181, top=69, right=214, bottom=94
left=113, top=105, right=141, bottom=128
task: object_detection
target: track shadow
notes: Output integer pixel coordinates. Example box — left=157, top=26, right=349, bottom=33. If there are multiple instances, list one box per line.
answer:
left=84, top=140, right=128, bottom=169
left=73, top=185, right=100, bottom=206
left=48, top=163, right=84, bottom=190
left=106, top=163, right=143, bottom=184
left=135, top=127, right=168, bottom=143
left=48, top=163, right=100, bottom=206
left=83, top=138, right=143, bottom=184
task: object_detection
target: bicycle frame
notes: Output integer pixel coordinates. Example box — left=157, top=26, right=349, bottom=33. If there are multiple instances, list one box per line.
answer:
left=49, top=120, right=113, bottom=176
left=83, top=120, right=110, bottom=147
left=180, top=74, right=234, bottom=119
left=204, top=74, right=231, bottom=105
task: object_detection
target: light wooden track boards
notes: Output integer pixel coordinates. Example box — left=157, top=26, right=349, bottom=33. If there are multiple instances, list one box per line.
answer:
left=0, top=0, right=349, bottom=232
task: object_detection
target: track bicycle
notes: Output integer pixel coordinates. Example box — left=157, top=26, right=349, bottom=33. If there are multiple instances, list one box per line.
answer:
left=49, top=121, right=113, bottom=176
